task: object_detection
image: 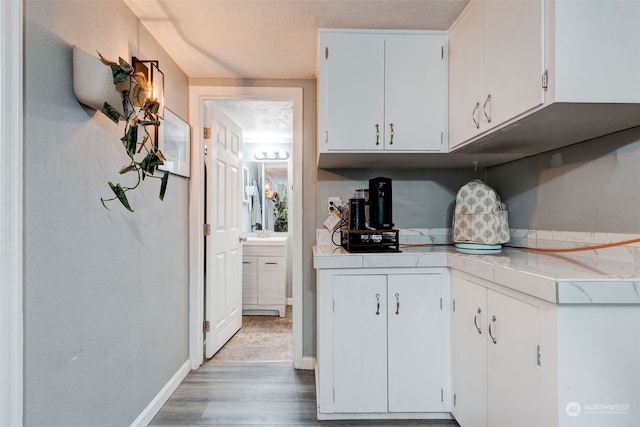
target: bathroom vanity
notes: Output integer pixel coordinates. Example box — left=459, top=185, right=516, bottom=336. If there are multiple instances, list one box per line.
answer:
left=242, top=236, right=288, bottom=317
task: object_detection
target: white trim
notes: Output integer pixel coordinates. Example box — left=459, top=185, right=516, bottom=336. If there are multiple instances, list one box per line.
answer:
left=188, top=86, right=304, bottom=369
left=0, top=1, right=24, bottom=426
left=129, top=360, right=190, bottom=427
left=300, top=356, right=316, bottom=371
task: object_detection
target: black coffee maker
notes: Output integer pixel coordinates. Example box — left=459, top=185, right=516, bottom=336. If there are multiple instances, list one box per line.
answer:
left=369, top=177, right=393, bottom=229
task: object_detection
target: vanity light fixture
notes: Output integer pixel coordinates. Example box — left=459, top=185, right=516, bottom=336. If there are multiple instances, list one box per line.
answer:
left=254, top=150, right=289, bottom=161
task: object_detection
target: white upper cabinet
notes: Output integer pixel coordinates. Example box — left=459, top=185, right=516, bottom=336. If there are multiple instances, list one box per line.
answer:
left=549, top=0, right=640, bottom=103
left=449, top=0, right=543, bottom=149
left=449, top=0, right=640, bottom=155
left=320, top=33, right=386, bottom=152
left=448, top=0, right=484, bottom=147
left=318, top=30, right=448, bottom=154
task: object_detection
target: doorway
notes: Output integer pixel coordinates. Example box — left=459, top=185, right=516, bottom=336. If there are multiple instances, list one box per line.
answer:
left=188, top=86, right=303, bottom=369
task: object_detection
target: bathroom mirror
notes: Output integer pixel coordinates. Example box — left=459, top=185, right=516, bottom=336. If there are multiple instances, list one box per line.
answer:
left=242, top=146, right=290, bottom=234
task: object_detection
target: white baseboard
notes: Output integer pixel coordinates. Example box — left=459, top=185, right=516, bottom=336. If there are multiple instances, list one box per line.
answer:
left=130, top=359, right=190, bottom=427
left=300, top=356, right=315, bottom=370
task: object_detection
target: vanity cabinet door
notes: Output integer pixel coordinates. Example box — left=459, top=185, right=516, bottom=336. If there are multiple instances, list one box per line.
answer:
left=242, top=256, right=258, bottom=305
left=257, top=256, right=285, bottom=305
left=332, top=274, right=388, bottom=413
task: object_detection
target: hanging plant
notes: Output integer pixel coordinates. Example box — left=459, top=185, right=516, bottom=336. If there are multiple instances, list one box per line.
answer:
left=273, top=190, right=288, bottom=232
left=96, top=52, right=169, bottom=212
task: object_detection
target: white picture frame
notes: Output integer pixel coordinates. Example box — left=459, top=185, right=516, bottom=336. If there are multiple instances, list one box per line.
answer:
left=158, top=108, right=191, bottom=178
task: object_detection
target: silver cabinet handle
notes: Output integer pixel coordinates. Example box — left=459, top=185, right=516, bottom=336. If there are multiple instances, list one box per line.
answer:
left=394, top=292, right=400, bottom=315
left=375, top=293, right=381, bottom=315
left=325, top=130, right=328, bottom=144
left=472, top=102, right=480, bottom=129
left=375, top=124, right=380, bottom=145
left=389, top=123, right=394, bottom=145
left=265, top=262, right=278, bottom=265
left=473, top=307, right=482, bottom=334
left=242, top=261, right=251, bottom=264
left=483, top=94, right=492, bottom=123
left=239, top=236, right=247, bottom=242
left=488, top=315, right=497, bottom=344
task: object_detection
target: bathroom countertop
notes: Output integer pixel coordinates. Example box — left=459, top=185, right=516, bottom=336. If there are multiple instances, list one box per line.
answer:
left=245, top=236, right=288, bottom=246
left=313, top=244, right=640, bottom=305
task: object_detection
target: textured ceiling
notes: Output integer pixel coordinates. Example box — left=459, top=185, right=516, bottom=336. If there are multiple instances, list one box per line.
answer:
left=212, top=99, right=293, bottom=143
left=124, top=0, right=468, bottom=79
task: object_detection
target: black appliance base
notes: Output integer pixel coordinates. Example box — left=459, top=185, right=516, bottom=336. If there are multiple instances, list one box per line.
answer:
left=341, top=229, right=400, bottom=253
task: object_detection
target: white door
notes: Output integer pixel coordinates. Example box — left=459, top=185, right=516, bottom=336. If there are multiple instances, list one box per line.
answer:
left=204, top=103, right=243, bottom=358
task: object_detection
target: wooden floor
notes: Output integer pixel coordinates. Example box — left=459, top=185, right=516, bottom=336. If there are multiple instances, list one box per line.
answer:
left=150, top=361, right=459, bottom=426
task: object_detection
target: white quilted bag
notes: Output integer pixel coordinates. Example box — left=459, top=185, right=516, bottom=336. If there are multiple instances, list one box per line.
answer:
left=453, top=180, right=510, bottom=244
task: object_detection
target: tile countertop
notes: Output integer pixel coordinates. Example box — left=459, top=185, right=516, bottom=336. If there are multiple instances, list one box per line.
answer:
left=313, top=244, right=640, bottom=305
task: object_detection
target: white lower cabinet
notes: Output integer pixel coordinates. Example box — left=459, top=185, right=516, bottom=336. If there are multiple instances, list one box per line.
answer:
left=452, top=273, right=540, bottom=427
left=316, top=268, right=451, bottom=420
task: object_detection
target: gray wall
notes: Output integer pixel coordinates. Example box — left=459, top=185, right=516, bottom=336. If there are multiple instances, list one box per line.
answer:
left=487, top=126, right=640, bottom=233
left=25, top=1, right=189, bottom=425
left=317, top=168, right=484, bottom=229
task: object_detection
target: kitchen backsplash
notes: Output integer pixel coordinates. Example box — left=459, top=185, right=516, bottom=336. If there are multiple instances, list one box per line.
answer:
left=316, top=228, right=640, bottom=264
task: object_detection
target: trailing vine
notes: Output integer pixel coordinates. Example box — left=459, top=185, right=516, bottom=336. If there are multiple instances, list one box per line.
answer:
left=97, top=52, right=169, bottom=212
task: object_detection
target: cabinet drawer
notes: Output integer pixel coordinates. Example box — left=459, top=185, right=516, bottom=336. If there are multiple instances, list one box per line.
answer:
left=244, top=244, right=286, bottom=257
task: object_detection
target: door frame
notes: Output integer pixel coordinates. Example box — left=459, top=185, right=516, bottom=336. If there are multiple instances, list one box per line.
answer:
left=188, top=86, right=303, bottom=369
left=0, top=0, right=24, bottom=425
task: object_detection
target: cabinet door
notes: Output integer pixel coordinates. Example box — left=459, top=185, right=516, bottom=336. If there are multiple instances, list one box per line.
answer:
left=483, top=0, right=543, bottom=130
left=385, top=36, right=448, bottom=152
left=451, top=275, right=488, bottom=427
left=388, top=273, right=448, bottom=412
left=323, top=34, right=385, bottom=151
left=332, top=274, right=387, bottom=413
left=449, top=0, right=484, bottom=149
left=242, top=256, right=258, bottom=305
left=257, top=256, right=285, bottom=305
left=487, top=291, right=539, bottom=427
